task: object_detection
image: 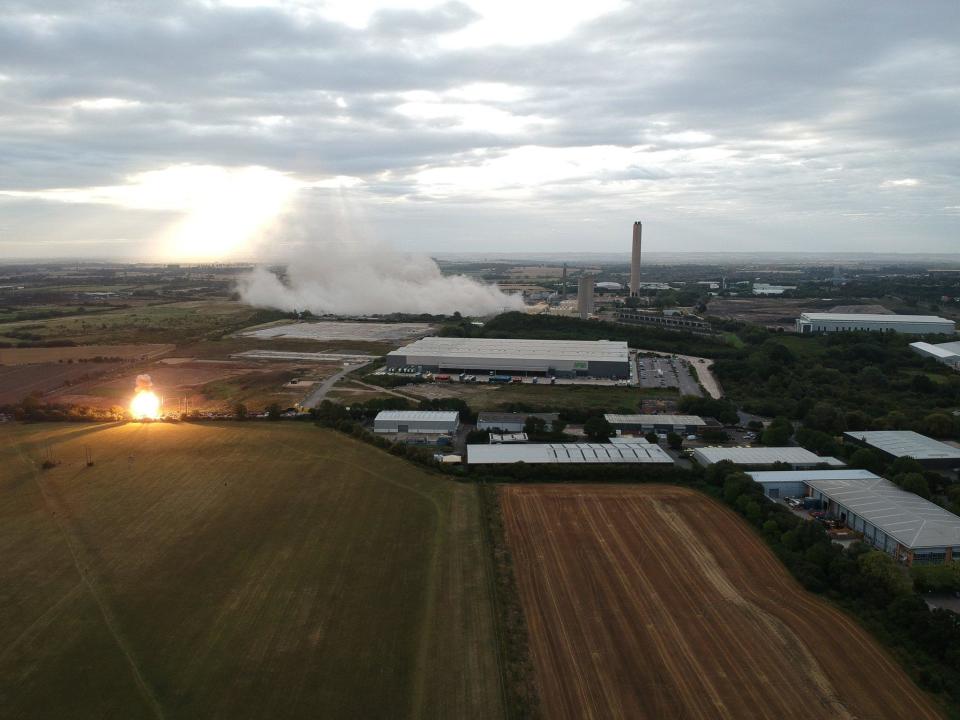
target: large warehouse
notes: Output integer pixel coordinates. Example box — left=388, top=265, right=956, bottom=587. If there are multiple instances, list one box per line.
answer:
left=692, top=446, right=844, bottom=470
left=467, top=439, right=673, bottom=465
left=805, top=476, right=960, bottom=565
left=605, top=414, right=706, bottom=435
left=373, top=410, right=460, bottom=434
left=844, top=430, right=960, bottom=469
left=911, top=340, right=960, bottom=370
left=385, top=337, right=631, bottom=378
left=795, top=313, right=955, bottom=335
left=746, top=469, right=880, bottom=500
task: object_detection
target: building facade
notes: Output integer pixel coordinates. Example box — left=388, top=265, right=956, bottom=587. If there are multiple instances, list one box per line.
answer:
left=796, top=313, right=955, bottom=335
left=373, top=410, right=460, bottom=434
left=605, top=414, right=706, bottom=435
left=386, top=337, right=631, bottom=379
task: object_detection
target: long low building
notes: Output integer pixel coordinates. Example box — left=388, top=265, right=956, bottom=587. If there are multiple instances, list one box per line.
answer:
left=605, top=413, right=706, bottom=435
left=385, top=337, right=631, bottom=379
left=795, top=312, right=955, bottom=335
left=911, top=340, right=960, bottom=370
left=844, top=430, right=960, bottom=468
left=373, top=410, right=460, bottom=434
left=692, top=446, right=844, bottom=470
left=467, top=439, right=673, bottom=465
left=805, top=476, right=960, bottom=565
left=747, top=469, right=880, bottom=500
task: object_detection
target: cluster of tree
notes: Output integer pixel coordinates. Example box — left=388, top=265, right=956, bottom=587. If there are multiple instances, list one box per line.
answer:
left=3, top=394, right=125, bottom=422
left=677, top=395, right=739, bottom=425
left=714, top=332, right=960, bottom=439
left=478, top=312, right=736, bottom=358
left=711, top=461, right=960, bottom=704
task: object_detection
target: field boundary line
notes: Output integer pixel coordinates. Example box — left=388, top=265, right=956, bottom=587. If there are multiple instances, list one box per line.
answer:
left=13, top=441, right=167, bottom=720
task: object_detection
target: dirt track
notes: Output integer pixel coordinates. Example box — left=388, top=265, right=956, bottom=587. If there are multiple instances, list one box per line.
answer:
left=500, top=485, right=943, bottom=720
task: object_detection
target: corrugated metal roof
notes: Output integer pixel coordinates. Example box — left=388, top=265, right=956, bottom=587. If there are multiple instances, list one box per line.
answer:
left=693, top=446, right=845, bottom=466
left=605, top=414, right=706, bottom=427
left=387, top=337, right=629, bottom=362
left=806, top=477, right=960, bottom=550
left=477, top=412, right=559, bottom=424
left=374, top=410, right=460, bottom=422
left=747, top=469, right=879, bottom=484
left=467, top=441, right=673, bottom=465
left=910, top=342, right=960, bottom=360
left=845, top=431, right=960, bottom=462
left=800, top=313, right=953, bottom=324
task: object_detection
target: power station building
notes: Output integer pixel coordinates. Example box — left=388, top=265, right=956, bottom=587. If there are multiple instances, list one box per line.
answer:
left=385, top=337, right=631, bottom=379
left=795, top=313, right=956, bottom=335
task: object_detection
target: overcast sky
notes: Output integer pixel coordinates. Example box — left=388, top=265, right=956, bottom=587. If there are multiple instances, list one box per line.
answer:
left=1, top=0, right=958, bottom=260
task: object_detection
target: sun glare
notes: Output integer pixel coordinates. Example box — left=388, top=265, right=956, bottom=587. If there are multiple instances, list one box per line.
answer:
left=130, top=390, right=161, bottom=420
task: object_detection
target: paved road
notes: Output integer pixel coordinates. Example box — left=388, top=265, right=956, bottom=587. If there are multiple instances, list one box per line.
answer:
left=300, top=361, right=370, bottom=409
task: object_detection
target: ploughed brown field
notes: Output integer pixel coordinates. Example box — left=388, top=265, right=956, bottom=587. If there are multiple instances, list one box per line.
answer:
left=500, top=485, right=943, bottom=720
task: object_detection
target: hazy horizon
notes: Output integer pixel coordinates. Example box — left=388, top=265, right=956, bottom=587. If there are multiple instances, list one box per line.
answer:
left=1, top=1, right=958, bottom=260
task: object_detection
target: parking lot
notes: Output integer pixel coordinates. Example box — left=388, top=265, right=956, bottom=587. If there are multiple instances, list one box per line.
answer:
left=636, top=356, right=702, bottom=396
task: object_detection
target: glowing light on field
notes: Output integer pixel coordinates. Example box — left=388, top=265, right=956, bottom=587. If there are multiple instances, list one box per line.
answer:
left=130, top=390, right=161, bottom=420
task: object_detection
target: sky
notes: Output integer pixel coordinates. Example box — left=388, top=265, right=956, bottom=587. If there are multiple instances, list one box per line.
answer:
left=0, top=0, right=958, bottom=260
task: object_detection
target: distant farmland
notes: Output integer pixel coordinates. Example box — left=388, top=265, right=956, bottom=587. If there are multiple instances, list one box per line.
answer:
left=500, top=485, right=943, bottom=720
left=1, top=423, right=503, bottom=720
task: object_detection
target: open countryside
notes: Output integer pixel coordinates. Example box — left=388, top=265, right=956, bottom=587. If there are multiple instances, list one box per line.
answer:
left=500, top=484, right=944, bottom=720
left=0, top=423, right=502, bottom=720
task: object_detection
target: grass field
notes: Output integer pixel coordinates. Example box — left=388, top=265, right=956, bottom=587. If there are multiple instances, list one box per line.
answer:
left=500, top=484, right=944, bottom=720
left=0, top=301, right=265, bottom=346
left=1, top=423, right=503, bottom=719
left=0, top=344, right=173, bottom=365
left=399, top=382, right=677, bottom=411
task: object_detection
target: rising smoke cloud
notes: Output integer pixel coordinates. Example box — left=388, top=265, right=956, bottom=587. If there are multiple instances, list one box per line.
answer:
left=135, top=374, right=153, bottom=391
left=236, top=195, right=524, bottom=316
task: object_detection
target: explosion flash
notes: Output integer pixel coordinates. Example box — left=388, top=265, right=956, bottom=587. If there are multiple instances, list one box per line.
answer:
left=130, top=374, right=161, bottom=420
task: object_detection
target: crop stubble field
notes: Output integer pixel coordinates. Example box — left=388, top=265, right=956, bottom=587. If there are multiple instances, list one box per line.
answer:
left=500, top=484, right=943, bottom=720
left=0, top=423, right=502, bottom=720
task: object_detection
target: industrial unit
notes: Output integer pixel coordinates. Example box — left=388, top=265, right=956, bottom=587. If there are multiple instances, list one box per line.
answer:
left=373, top=410, right=460, bottom=434
left=605, top=414, right=706, bottom=435
left=477, top=412, right=559, bottom=433
left=467, top=439, right=672, bottom=465
left=385, top=337, right=631, bottom=379
left=844, top=430, right=960, bottom=468
left=795, top=313, right=955, bottom=335
left=805, top=476, right=960, bottom=565
left=692, top=446, right=844, bottom=469
left=746, top=469, right=880, bottom=500
left=911, top=340, right=960, bottom=370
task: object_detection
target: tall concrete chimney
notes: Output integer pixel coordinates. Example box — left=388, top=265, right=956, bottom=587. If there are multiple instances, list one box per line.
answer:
left=630, top=221, right=642, bottom=296
left=578, top=273, right=594, bottom=319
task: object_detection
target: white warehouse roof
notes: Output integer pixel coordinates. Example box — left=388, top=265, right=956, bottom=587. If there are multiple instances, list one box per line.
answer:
left=806, top=476, right=960, bottom=550
left=910, top=342, right=960, bottom=360
left=747, top=469, right=880, bottom=484
left=467, top=440, right=673, bottom=465
left=693, top=446, right=845, bottom=466
left=799, top=313, right=953, bottom=325
left=388, top=337, right=629, bottom=363
left=605, top=414, right=706, bottom=427
left=844, top=431, right=960, bottom=462
left=374, top=410, right=460, bottom=423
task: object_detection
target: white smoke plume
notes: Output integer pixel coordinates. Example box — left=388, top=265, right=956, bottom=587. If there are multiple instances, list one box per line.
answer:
left=236, top=198, right=524, bottom=316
